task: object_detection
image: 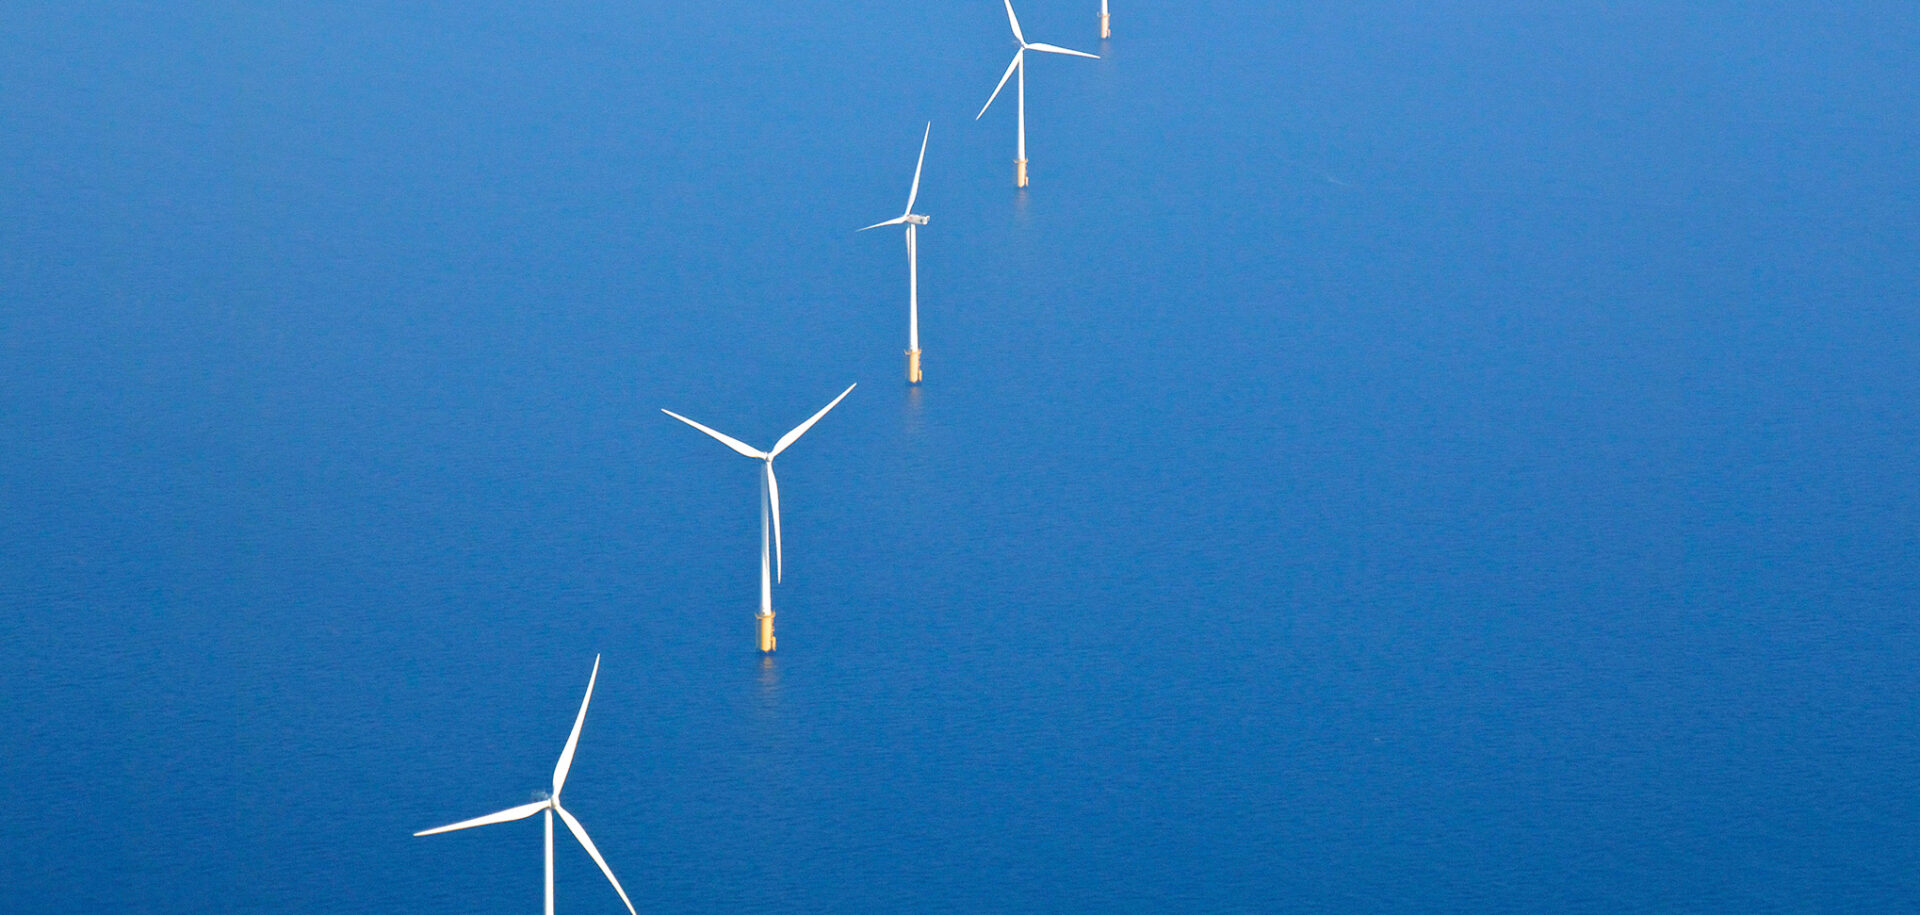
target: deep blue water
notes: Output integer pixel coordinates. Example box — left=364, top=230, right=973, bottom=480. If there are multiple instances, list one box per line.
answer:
left=4, top=1, right=1919, bottom=912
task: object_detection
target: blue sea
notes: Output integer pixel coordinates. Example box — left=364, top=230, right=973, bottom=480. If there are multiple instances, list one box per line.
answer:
left=3, top=2, right=1917, bottom=912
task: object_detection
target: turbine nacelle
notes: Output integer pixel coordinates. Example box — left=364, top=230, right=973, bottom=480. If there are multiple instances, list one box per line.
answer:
left=977, top=0, right=1099, bottom=177
left=662, top=383, right=858, bottom=588
left=413, top=655, right=637, bottom=915
left=858, top=124, right=932, bottom=234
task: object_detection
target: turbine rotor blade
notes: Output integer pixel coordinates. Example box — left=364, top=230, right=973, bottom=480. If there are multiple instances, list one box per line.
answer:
left=413, top=800, right=549, bottom=837
left=977, top=51, right=1022, bottom=120
left=1004, top=0, right=1025, bottom=45
left=859, top=216, right=909, bottom=232
left=1025, top=42, right=1099, bottom=59
left=555, top=804, right=638, bottom=915
left=903, top=122, right=930, bottom=215
left=661, top=409, right=767, bottom=459
left=552, top=654, right=600, bottom=798
left=771, top=383, right=857, bottom=457
left=760, top=487, right=772, bottom=612
left=766, top=462, right=782, bottom=583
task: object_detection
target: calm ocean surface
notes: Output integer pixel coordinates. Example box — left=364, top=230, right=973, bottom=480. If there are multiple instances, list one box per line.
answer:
left=3, top=2, right=1917, bottom=911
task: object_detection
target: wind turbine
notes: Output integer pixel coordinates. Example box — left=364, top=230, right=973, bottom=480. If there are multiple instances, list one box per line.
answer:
left=977, top=0, right=1098, bottom=188
left=414, top=655, right=636, bottom=915
left=1100, top=0, right=1111, bottom=38
left=859, top=123, right=932, bottom=385
left=663, top=383, right=856, bottom=652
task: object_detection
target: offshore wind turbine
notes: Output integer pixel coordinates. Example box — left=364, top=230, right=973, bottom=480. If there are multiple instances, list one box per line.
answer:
left=414, top=655, right=636, bottom=915
left=663, top=384, right=856, bottom=652
left=859, top=123, right=932, bottom=384
left=977, top=0, right=1098, bottom=188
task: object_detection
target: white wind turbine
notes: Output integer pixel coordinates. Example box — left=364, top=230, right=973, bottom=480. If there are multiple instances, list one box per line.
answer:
left=414, top=655, right=636, bottom=915
left=859, top=123, right=932, bottom=385
left=977, top=0, right=1098, bottom=187
left=663, top=383, right=856, bottom=652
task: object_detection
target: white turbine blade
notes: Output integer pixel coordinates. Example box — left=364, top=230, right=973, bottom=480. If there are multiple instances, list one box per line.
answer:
left=1004, top=0, right=1025, bottom=45
left=859, top=215, right=909, bottom=232
left=760, top=491, right=772, bottom=614
left=1025, top=42, right=1099, bottom=59
left=661, top=409, right=766, bottom=459
left=414, top=800, right=548, bottom=837
left=977, top=51, right=1022, bottom=120
left=766, top=462, right=782, bottom=584
left=552, top=654, right=600, bottom=797
left=555, top=804, right=638, bottom=915
left=770, top=383, right=857, bottom=457
left=903, top=122, right=930, bottom=215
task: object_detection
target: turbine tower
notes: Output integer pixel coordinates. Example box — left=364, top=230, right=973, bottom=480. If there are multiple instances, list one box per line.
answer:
left=1100, top=0, right=1111, bottom=39
left=977, top=0, right=1098, bottom=188
left=414, top=655, right=637, bottom=915
left=663, top=384, right=856, bottom=652
left=859, top=123, right=932, bottom=384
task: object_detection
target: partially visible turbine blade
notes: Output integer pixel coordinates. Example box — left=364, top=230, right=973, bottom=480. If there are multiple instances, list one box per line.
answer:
left=552, top=654, right=600, bottom=798
left=1004, top=0, right=1025, bottom=45
left=661, top=409, right=766, bottom=459
left=903, top=122, right=930, bottom=215
left=771, top=383, right=857, bottom=458
left=1025, top=42, right=1099, bottom=59
left=760, top=488, right=772, bottom=612
left=413, top=800, right=548, bottom=837
left=977, top=51, right=1022, bottom=120
left=555, top=804, right=638, bottom=915
left=859, top=216, right=909, bottom=232
left=766, top=462, right=782, bottom=584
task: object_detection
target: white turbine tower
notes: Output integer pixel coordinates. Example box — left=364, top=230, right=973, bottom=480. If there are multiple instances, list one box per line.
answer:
left=663, top=383, right=856, bottom=652
left=859, top=123, right=932, bottom=385
left=414, top=655, right=636, bottom=915
left=1100, top=0, right=1111, bottom=39
left=977, top=0, right=1098, bottom=188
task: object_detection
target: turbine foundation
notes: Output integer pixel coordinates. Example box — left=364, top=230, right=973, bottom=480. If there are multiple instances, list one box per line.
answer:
left=906, top=348, right=922, bottom=384
left=1015, top=158, right=1029, bottom=188
left=758, top=611, right=776, bottom=653
left=1101, top=13, right=1111, bottom=38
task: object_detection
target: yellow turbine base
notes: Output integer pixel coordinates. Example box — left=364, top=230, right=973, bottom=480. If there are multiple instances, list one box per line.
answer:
left=1101, top=13, right=1111, bottom=38
left=758, top=612, right=776, bottom=653
left=906, top=349, right=922, bottom=384
left=1015, top=158, right=1028, bottom=188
